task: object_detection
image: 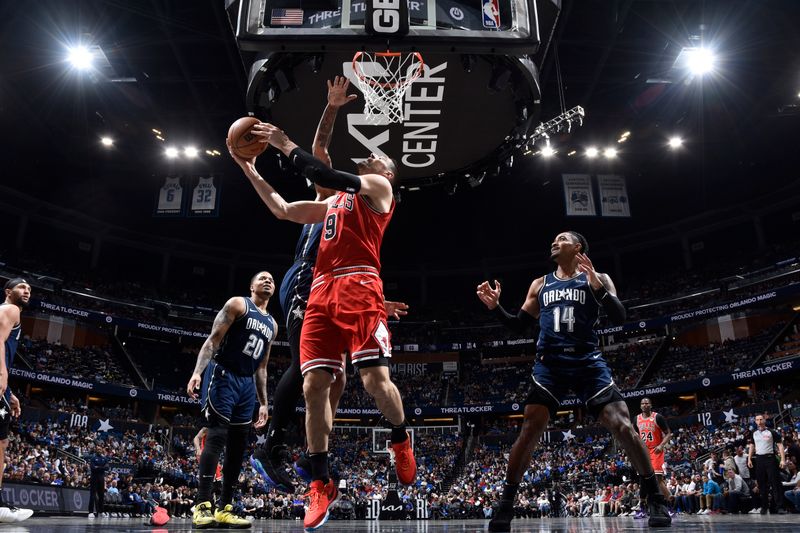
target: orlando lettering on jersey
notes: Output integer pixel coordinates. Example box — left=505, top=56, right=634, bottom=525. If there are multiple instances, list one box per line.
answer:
left=541, top=287, right=587, bottom=307
left=244, top=316, right=273, bottom=338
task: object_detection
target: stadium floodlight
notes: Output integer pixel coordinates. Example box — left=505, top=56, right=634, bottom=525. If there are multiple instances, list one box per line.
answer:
left=685, top=47, right=715, bottom=76
left=67, top=46, right=94, bottom=70
left=586, top=147, right=599, bottom=158
left=100, top=137, right=113, bottom=147
left=165, top=147, right=180, bottom=158
left=541, top=141, right=556, bottom=158
left=184, top=146, right=199, bottom=158
left=668, top=136, right=684, bottom=149
left=603, top=147, right=617, bottom=159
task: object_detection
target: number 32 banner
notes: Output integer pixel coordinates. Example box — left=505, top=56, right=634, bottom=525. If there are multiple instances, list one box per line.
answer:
left=189, top=176, right=220, bottom=217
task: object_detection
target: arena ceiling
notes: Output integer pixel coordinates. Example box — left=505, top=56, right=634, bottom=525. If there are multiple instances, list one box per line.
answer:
left=1, top=0, right=799, bottom=268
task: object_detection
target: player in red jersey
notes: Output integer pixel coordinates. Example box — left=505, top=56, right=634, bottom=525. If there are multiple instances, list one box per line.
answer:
left=635, top=398, right=672, bottom=501
left=229, top=121, right=416, bottom=532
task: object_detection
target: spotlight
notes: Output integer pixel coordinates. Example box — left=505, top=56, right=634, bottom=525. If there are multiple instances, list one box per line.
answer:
left=155, top=135, right=165, bottom=141
left=603, top=147, right=617, bottom=158
left=165, top=147, right=179, bottom=158
left=151, top=128, right=162, bottom=135
left=686, top=47, right=715, bottom=75
left=100, top=137, right=113, bottom=147
left=184, top=146, right=199, bottom=158
left=67, top=46, right=93, bottom=70
left=567, top=150, right=577, bottom=157
left=668, top=136, right=683, bottom=149
left=541, top=142, right=556, bottom=158
left=586, top=147, right=599, bottom=158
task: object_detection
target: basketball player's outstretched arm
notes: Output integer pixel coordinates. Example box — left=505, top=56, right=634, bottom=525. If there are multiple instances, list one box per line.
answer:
left=476, top=277, right=542, bottom=333
left=257, top=124, right=395, bottom=212
left=228, top=142, right=330, bottom=224
left=254, top=317, right=276, bottom=429
left=576, top=252, right=626, bottom=324
left=313, top=76, right=358, bottom=168
left=186, top=297, right=247, bottom=398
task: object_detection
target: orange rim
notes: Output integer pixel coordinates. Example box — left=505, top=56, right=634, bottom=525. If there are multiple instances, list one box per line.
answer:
left=352, top=51, right=425, bottom=89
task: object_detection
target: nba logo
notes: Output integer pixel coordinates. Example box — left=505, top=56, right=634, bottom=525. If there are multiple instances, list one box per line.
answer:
left=482, top=0, right=501, bottom=28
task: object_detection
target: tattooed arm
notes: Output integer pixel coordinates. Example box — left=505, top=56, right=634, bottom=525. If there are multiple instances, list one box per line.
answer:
left=186, top=297, right=246, bottom=398
left=312, top=76, right=358, bottom=168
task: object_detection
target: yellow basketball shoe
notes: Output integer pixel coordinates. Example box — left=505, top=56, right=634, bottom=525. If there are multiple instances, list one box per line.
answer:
left=191, top=501, right=215, bottom=529
left=214, top=504, right=252, bottom=529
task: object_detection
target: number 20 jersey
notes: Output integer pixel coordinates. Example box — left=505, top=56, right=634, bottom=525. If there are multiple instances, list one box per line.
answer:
left=536, top=271, right=599, bottom=354
left=214, top=297, right=275, bottom=375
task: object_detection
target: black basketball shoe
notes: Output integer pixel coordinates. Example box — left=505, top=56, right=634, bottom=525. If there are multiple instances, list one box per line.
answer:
left=647, top=494, right=672, bottom=527
left=488, top=500, right=514, bottom=532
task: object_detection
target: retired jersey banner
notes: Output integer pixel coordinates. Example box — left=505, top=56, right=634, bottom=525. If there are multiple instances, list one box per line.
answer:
left=155, top=176, right=184, bottom=216
left=597, top=174, right=631, bottom=217
left=189, top=176, right=220, bottom=217
left=562, top=174, right=596, bottom=216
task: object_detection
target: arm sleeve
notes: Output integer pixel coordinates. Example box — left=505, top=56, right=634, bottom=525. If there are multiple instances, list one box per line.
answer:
left=492, top=304, right=536, bottom=334
left=655, top=414, right=670, bottom=433
left=289, top=147, right=362, bottom=193
left=592, top=285, right=626, bottom=325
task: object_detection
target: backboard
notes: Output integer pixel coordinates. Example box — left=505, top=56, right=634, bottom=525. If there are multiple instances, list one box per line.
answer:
left=226, top=0, right=562, bottom=187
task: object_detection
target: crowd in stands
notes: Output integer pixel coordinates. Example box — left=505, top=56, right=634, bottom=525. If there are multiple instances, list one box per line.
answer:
left=25, top=339, right=135, bottom=386
left=644, top=323, right=786, bottom=386
left=3, top=382, right=799, bottom=520
left=4, top=237, right=798, bottom=349
left=769, top=323, right=800, bottom=362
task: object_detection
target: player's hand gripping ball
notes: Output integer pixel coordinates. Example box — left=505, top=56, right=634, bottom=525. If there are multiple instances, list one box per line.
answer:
left=227, top=117, right=268, bottom=159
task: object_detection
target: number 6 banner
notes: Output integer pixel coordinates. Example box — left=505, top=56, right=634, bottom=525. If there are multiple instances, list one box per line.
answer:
left=189, top=176, right=220, bottom=217
left=155, top=176, right=185, bottom=216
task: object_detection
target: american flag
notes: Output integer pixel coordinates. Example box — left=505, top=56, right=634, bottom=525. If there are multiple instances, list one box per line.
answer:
left=270, top=8, right=304, bottom=26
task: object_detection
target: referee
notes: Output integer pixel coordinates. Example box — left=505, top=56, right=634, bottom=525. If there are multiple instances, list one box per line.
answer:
left=747, top=414, right=787, bottom=514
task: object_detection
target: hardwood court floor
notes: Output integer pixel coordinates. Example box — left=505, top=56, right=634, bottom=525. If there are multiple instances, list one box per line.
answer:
left=7, top=515, right=799, bottom=532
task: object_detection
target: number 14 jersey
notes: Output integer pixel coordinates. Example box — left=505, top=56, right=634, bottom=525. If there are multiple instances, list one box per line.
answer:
left=537, top=271, right=600, bottom=354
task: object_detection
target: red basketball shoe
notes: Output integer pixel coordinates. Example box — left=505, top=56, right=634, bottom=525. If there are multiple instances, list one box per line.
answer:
left=303, top=479, right=339, bottom=532
left=391, top=433, right=417, bottom=485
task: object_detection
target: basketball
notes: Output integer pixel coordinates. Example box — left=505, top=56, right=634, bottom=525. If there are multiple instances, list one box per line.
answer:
left=227, top=117, right=267, bottom=159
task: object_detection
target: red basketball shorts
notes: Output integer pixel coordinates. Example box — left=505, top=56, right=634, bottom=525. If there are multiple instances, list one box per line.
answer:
left=649, top=448, right=665, bottom=475
left=300, top=266, right=391, bottom=376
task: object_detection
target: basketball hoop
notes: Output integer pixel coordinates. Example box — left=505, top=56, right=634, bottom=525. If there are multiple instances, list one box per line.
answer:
left=352, top=51, right=424, bottom=124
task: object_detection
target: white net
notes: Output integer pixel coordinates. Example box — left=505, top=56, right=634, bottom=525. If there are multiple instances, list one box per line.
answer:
left=352, top=51, right=424, bottom=124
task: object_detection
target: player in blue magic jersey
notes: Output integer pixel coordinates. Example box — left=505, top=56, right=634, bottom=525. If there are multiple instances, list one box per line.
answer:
left=0, top=278, right=33, bottom=523
left=235, top=77, right=408, bottom=494
left=186, top=271, right=277, bottom=529
left=477, top=232, right=671, bottom=530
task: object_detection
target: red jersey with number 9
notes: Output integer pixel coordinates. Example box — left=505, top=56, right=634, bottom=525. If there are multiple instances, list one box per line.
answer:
left=636, top=412, right=664, bottom=450
left=314, top=191, right=394, bottom=274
